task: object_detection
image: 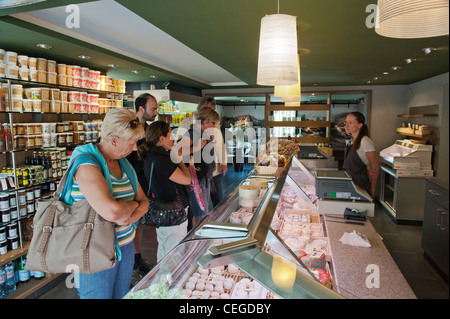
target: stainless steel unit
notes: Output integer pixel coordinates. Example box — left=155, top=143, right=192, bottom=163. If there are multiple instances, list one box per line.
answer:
left=379, top=165, right=427, bottom=224
left=125, top=157, right=344, bottom=299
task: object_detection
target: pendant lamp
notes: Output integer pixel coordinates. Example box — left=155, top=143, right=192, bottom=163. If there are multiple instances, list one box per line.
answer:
left=257, top=13, right=299, bottom=86
left=375, top=0, right=449, bottom=38
left=274, top=54, right=301, bottom=106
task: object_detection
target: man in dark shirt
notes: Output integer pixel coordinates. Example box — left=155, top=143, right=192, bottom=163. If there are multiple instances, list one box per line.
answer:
left=126, top=93, right=158, bottom=284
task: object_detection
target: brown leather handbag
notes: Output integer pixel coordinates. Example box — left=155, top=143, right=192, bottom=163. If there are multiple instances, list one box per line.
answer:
left=25, top=154, right=117, bottom=274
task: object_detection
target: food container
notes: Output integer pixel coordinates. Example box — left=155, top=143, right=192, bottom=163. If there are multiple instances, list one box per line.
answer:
left=24, top=88, right=39, bottom=99
left=48, top=72, right=57, bottom=84
left=66, top=76, right=73, bottom=86
left=17, top=55, right=28, bottom=68
left=60, top=91, right=68, bottom=101
left=6, top=63, right=19, bottom=79
left=14, top=135, right=25, bottom=150
left=57, top=133, right=66, bottom=146
left=37, top=70, right=47, bottom=83
left=56, top=123, right=65, bottom=133
left=34, top=123, right=43, bottom=135
left=57, top=63, right=66, bottom=75
left=11, top=99, right=23, bottom=112
left=40, top=88, right=50, bottom=100
left=28, top=57, right=37, bottom=69
left=66, top=132, right=74, bottom=144
left=50, top=100, right=61, bottom=113
left=29, top=69, right=38, bottom=81
left=72, top=65, right=81, bottom=77
left=57, top=74, right=67, bottom=86
left=66, top=65, right=73, bottom=76
left=73, top=121, right=84, bottom=131
left=73, top=76, right=82, bottom=87
left=73, top=103, right=81, bottom=113
left=37, top=58, right=47, bottom=71
left=24, top=123, right=35, bottom=135
left=23, top=99, right=33, bottom=112
left=68, top=102, right=75, bottom=113
left=11, top=84, right=23, bottom=99
left=5, top=51, right=17, bottom=64
left=50, top=133, right=57, bottom=147
left=81, top=67, right=90, bottom=78
left=68, top=91, right=80, bottom=102
left=0, top=62, right=5, bottom=78
left=24, top=135, right=35, bottom=148
left=42, top=133, right=51, bottom=147
left=88, top=94, right=99, bottom=104
left=61, top=101, right=69, bottom=113
left=50, top=88, right=60, bottom=100
left=41, top=100, right=50, bottom=112
left=18, top=67, right=29, bottom=80
left=32, top=100, right=42, bottom=112
left=73, top=131, right=85, bottom=143
left=0, top=48, right=5, bottom=61
left=81, top=103, right=88, bottom=113
left=79, top=91, right=88, bottom=103
left=34, top=135, right=43, bottom=148
left=47, top=60, right=56, bottom=73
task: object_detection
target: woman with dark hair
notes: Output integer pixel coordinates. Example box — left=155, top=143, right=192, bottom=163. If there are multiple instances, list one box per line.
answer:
left=344, top=112, right=379, bottom=199
left=138, top=121, right=191, bottom=262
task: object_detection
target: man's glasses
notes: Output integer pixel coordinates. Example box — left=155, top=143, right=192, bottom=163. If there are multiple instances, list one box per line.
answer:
left=127, top=119, right=139, bottom=129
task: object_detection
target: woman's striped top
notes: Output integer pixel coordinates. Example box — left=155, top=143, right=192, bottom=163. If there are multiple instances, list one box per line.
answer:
left=71, top=164, right=136, bottom=247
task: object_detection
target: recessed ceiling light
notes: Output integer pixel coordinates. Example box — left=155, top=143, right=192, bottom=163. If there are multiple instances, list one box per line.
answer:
left=149, top=75, right=158, bottom=79
left=108, top=64, right=119, bottom=69
left=366, top=80, right=372, bottom=84
left=78, top=55, right=91, bottom=60
left=404, top=58, right=416, bottom=64
left=131, top=70, right=141, bottom=74
left=373, top=77, right=379, bottom=81
left=422, top=47, right=436, bottom=55
left=391, top=66, right=402, bottom=71
left=383, top=72, right=389, bottom=75
left=36, top=43, right=52, bottom=49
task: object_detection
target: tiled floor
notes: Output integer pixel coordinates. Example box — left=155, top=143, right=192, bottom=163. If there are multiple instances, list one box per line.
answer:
left=35, top=164, right=448, bottom=299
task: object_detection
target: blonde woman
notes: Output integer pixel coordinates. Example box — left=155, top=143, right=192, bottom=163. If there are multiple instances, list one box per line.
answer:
left=60, top=108, right=148, bottom=299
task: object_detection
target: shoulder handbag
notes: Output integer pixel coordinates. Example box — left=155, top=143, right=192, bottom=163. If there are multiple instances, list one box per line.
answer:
left=142, top=160, right=187, bottom=228
left=25, top=153, right=117, bottom=274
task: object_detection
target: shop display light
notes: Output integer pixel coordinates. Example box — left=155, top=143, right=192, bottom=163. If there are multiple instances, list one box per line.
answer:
left=375, top=0, right=449, bottom=39
left=256, top=1, right=299, bottom=86
left=274, top=54, right=302, bottom=107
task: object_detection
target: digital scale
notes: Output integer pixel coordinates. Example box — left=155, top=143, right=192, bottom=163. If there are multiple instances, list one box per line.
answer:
left=297, top=144, right=327, bottom=159
left=315, top=170, right=372, bottom=202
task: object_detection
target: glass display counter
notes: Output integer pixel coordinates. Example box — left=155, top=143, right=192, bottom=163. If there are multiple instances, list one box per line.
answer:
left=125, top=156, right=344, bottom=299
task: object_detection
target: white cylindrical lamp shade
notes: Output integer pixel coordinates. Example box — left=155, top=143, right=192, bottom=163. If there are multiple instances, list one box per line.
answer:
left=257, top=14, right=299, bottom=86
left=375, top=0, right=449, bottom=38
left=274, top=55, right=301, bottom=98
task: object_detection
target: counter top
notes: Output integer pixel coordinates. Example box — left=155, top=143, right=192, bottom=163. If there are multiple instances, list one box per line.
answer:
left=324, top=215, right=416, bottom=299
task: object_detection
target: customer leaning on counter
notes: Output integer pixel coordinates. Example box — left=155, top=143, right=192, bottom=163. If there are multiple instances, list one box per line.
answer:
left=60, top=108, right=148, bottom=299
left=343, top=111, right=379, bottom=199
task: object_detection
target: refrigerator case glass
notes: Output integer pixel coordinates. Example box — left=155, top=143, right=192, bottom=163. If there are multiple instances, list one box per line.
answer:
left=125, top=159, right=343, bottom=299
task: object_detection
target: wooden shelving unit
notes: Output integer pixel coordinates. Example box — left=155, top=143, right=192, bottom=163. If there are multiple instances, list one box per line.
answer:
left=397, top=114, right=438, bottom=118
left=264, top=93, right=331, bottom=144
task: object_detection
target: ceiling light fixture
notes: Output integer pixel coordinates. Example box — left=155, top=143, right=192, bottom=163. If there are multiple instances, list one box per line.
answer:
left=375, top=0, right=449, bottom=39
left=256, top=0, right=298, bottom=86
left=275, top=54, right=301, bottom=106
left=391, top=66, right=402, bottom=71
left=422, top=47, right=436, bottom=55
left=404, top=58, right=416, bottom=64
left=149, top=75, right=158, bottom=79
left=78, top=55, right=91, bottom=60
left=131, top=70, right=141, bottom=74
left=0, top=0, right=46, bottom=9
left=108, top=64, right=118, bottom=69
left=383, top=72, right=389, bottom=75
left=36, top=43, right=52, bottom=49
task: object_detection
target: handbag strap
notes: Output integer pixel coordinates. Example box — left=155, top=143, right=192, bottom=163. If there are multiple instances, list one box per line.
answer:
left=146, top=160, right=155, bottom=198
left=37, top=153, right=102, bottom=273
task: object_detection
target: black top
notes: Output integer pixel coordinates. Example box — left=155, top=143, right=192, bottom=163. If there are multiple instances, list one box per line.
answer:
left=143, top=145, right=189, bottom=207
left=343, top=143, right=370, bottom=193
left=126, top=123, right=148, bottom=192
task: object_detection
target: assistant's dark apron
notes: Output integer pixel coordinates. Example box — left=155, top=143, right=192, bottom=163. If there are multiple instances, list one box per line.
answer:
left=343, top=143, right=371, bottom=194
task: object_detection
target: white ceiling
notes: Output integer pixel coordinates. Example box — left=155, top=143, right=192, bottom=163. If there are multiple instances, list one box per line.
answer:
left=13, top=0, right=247, bottom=87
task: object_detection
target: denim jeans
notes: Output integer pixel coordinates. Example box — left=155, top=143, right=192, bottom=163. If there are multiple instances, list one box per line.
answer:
left=75, top=241, right=134, bottom=299
left=211, top=173, right=224, bottom=207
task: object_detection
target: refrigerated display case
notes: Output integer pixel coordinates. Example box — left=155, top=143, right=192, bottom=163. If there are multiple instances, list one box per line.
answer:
left=125, top=156, right=344, bottom=299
